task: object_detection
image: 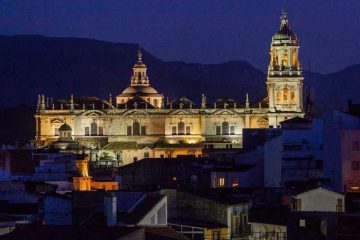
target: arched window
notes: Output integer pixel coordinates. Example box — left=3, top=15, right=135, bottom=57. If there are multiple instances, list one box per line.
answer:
left=291, top=91, right=296, bottom=104
left=274, top=52, right=279, bottom=66
left=178, top=121, right=185, bottom=135
left=283, top=53, right=288, bottom=66
left=153, top=99, right=158, bottom=108
left=222, top=121, right=229, bottom=135
left=91, top=122, right=97, bottom=135
left=133, top=121, right=140, bottom=135
left=292, top=50, right=297, bottom=66
left=283, top=87, right=289, bottom=103
left=276, top=91, right=281, bottom=102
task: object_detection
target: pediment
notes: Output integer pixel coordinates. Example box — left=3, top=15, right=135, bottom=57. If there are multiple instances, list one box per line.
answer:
left=212, top=109, right=236, bottom=115
left=81, top=110, right=106, bottom=116
left=50, top=118, right=64, bottom=124
left=123, top=109, right=149, bottom=116
left=167, top=109, right=192, bottom=115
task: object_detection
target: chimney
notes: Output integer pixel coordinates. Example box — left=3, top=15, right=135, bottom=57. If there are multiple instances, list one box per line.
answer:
left=104, top=192, right=117, bottom=226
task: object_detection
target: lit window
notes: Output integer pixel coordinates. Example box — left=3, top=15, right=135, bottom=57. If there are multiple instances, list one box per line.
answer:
left=153, top=98, right=158, bottom=108
left=299, top=219, right=305, bottom=227
left=144, top=152, right=149, bottom=158
left=232, top=179, right=239, bottom=187
left=283, top=53, right=288, bottom=66
left=283, top=88, right=289, bottom=103
left=218, top=177, right=225, bottom=187
left=276, top=91, right=281, bottom=102
left=292, top=49, right=297, bottom=66
left=291, top=91, right=295, bottom=104
left=172, top=176, right=177, bottom=181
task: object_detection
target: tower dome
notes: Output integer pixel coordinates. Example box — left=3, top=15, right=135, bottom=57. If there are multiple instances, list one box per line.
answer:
left=116, top=47, right=163, bottom=108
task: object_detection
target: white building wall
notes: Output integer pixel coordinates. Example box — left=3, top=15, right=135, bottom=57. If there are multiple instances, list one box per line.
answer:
left=138, top=196, right=167, bottom=226
left=296, top=188, right=344, bottom=212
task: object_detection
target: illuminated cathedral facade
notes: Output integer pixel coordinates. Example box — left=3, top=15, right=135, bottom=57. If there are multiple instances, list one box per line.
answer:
left=34, top=12, right=304, bottom=166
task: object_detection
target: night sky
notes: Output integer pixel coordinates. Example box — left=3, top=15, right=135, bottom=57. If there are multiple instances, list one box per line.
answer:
left=0, top=0, right=359, bottom=73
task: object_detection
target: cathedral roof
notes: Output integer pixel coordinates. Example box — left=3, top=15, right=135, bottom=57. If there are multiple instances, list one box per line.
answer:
left=168, top=97, right=196, bottom=109
left=47, top=97, right=113, bottom=110
left=120, top=85, right=160, bottom=96
left=212, top=98, right=242, bottom=109
left=117, top=96, right=156, bottom=109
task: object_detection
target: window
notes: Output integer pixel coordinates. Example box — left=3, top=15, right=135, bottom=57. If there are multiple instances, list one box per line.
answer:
left=352, top=141, right=360, bottom=151
left=337, top=198, right=343, bottom=212
left=133, top=121, right=140, bottom=135
left=153, top=98, right=158, bottom=108
left=283, top=87, right=289, bottom=103
left=351, top=161, right=360, bottom=170
left=186, top=126, right=191, bottom=135
left=292, top=49, right=297, bottom=66
left=85, top=127, right=89, bottom=136
left=276, top=91, right=281, bottom=102
left=232, top=179, right=239, bottom=187
left=127, top=126, right=132, bottom=136
left=141, top=126, right=146, bottom=135
left=54, top=128, right=59, bottom=136
left=98, top=126, right=103, bottom=135
left=299, top=219, right=305, bottom=227
left=172, top=126, right=177, bottom=135
left=216, top=126, right=221, bottom=135
left=230, top=126, right=235, bottom=135
left=222, top=121, right=229, bottom=135
left=213, top=231, right=220, bottom=240
left=294, top=199, right=302, bottom=211
left=144, top=152, right=149, bottom=158
left=218, top=177, right=225, bottom=187
left=178, top=121, right=185, bottom=135
left=291, top=91, right=295, bottom=104
left=91, top=122, right=97, bottom=135
left=283, top=53, right=288, bottom=66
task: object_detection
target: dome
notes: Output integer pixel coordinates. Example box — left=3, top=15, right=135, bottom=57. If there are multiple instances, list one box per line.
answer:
left=274, top=29, right=297, bottom=40
left=59, top=123, right=72, bottom=131
left=134, top=62, right=147, bottom=68
left=122, top=86, right=159, bottom=95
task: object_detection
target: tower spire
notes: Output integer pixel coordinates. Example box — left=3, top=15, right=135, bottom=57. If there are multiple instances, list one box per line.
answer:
left=130, top=46, right=150, bottom=86
left=137, top=43, right=143, bottom=63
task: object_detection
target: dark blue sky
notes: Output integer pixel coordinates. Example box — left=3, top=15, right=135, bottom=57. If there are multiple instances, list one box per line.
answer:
left=0, top=0, right=359, bottom=73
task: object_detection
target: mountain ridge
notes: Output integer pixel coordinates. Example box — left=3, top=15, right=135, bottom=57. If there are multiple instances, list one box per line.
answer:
left=0, top=34, right=358, bottom=112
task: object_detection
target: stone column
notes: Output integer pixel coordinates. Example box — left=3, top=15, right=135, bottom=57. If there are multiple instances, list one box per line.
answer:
left=245, top=115, right=250, bottom=128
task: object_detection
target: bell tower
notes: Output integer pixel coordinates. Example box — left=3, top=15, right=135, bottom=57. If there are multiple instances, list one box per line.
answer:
left=267, top=11, right=304, bottom=126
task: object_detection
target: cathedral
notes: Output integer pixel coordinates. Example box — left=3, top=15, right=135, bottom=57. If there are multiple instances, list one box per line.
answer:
left=34, top=12, right=304, bottom=166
